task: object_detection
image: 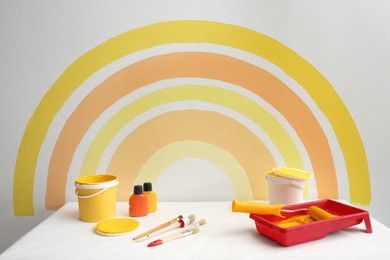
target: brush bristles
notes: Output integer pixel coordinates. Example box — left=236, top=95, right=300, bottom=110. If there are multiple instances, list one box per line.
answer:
left=190, top=226, right=200, bottom=235
left=197, top=219, right=206, bottom=226
left=187, top=214, right=196, bottom=224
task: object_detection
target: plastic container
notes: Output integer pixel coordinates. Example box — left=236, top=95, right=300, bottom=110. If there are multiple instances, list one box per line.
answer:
left=129, top=185, right=148, bottom=217
left=250, top=199, right=372, bottom=246
left=75, top=175, right=119, bottom=222
left=266, top=167, right=312, bottom=205
left=143, top=182, right=158, bottom=213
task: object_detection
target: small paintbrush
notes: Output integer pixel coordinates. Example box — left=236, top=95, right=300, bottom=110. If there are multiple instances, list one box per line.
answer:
left=133, top=215, right=183, bottom=241
left=147, top=226, right=200, bottom=247
left=136, top=214, right=196, bottom=241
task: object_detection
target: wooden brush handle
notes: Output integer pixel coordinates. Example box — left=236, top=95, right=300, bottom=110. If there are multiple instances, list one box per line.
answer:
left=162, top=232, right=183, bottom=244
left=133, top=216, right=181, bottom=240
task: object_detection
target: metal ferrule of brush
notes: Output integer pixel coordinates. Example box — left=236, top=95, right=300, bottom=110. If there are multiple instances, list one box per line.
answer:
left=187, top=222, right=199, bottom=229
left=181, top=228, right=194, bottom=237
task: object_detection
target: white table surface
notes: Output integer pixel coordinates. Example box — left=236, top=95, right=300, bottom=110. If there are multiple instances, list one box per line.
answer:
left=1, top=202, right=390, bottom=259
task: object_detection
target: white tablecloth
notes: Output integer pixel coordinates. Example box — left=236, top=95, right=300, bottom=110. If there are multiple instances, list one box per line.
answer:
left=1, top=202, right=389, bottom=259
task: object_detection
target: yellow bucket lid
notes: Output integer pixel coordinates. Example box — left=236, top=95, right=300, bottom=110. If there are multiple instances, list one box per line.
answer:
left=75, top=175, right=118, bottom=190
left=95, top=218, right=140, bottom=236
left=75, top=175, right=117, bottom=185
left=267, top=171, right=282, bottom=178
left=272, top=167, right=312, bottom=180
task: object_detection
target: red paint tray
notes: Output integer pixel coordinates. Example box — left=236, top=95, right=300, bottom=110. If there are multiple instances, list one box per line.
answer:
left=250, top=199, right=372, bottom=246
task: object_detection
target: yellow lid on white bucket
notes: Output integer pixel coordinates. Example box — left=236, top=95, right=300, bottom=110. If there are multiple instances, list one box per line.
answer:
left=272, top=167, right=312, bottom=180
left=75, top=175, right=118, bottom=190
left=266, top=167, right=312, bottom=205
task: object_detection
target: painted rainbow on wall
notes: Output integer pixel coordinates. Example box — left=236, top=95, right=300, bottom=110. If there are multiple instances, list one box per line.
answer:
left=13, top=20, right=370, bottom=216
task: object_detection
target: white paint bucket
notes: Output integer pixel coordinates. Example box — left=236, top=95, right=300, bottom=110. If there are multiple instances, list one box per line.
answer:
left=266, top=167, right=312, bottom=205
left=266, top=174, right=305, bottom=205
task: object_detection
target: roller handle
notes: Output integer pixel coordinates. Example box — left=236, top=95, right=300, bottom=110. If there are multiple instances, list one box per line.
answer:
left=232, top=200, right=285, bottom=217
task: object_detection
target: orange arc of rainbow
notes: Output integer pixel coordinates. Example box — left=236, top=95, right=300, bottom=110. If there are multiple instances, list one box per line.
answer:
left=80, top=84, right=302, bottom=180
left=45, top=52, right=336, bottom=209
left=107, top=110, right=276, bottom=200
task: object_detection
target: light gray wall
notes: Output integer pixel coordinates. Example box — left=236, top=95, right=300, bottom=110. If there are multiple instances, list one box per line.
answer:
left=1, top=0, right=390, bottom=253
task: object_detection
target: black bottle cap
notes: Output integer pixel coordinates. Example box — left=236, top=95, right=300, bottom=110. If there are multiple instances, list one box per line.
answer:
left=143, top=182, right=153, bottom=192
left=133, top=185, right=143, bottom=195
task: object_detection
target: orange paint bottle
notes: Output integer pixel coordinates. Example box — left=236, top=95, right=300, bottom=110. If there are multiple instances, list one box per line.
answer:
left=129, top=185, right=148, bottom=217
left=143, top=182, right=158, bottom=213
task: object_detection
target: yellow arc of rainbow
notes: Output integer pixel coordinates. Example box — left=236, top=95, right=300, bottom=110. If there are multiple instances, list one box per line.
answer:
left=14, top=20, right=370, bottom=216
left=80, top=84, right=302, bottom=178
left=134, top=140, right=254, bottom=200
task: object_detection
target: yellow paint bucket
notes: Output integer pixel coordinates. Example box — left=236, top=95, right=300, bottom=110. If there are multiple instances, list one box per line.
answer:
left=75, top=175, right=119, bottom=222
